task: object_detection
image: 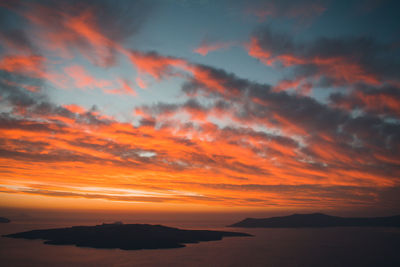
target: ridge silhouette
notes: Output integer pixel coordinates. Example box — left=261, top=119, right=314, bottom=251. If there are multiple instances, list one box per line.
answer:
left=229, top=213, right=400, bottom=228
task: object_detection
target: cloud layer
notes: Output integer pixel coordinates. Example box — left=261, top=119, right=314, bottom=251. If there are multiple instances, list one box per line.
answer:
left=0, top=0, right=399, bottom=213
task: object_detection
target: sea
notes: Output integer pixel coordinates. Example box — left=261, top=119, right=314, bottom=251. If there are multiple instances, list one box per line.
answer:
left=1, top=211, right=399, bottom=267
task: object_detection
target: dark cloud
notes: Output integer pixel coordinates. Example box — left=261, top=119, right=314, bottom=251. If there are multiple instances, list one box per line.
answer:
left=0, top=70, right=114, bottom=128
left=330, top=84, right=400, bottom=118
left=0, top=3, right=34, bottom=53
left=250, top=25, right=400, bottom=87
left=0, top=0, right=154, bottom=67
left=0, top=114, right=62, bottom=133
left=175, top=60, right=400, bottom=182
left=241, top=0, right=329, bottom=24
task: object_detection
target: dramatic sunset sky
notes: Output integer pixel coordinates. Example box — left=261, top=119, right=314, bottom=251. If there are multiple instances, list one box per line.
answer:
left=0, top=0, right=399, bottom=214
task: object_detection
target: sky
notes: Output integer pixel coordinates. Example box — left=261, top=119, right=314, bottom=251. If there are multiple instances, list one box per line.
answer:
left=0, top=0, right=399, bottom=215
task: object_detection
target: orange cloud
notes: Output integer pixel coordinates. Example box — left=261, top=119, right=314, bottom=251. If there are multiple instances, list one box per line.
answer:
left=63, top=104, right=86, bottom=114
left=1, top=104, right=398, bottom=211
left=183, top=64, right=242, bottom=96
left=273, top=78, right=312, bottom=95
left=19, top=2, right=120, bottom=66
left=136, top=77, right=147, bottom=89
left=194, top=41, right=232, bottom=56
left=355, top=90, right=400, bottom=117
left=64, top=65, right=112, bottom=89
left=247, top=37, right=274, bottom=65
left=129, top=51, right=187, bottom=80
left=247, top=37, right=381, bottom=86
left=0, top=54, right=45, bottom=78
left=331, top=87, right=400, bottom=118
left=105, top=79, right=137, bottom=96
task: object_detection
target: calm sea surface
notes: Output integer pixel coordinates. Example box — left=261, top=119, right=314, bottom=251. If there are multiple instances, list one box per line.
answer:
left=1, top=214, right=399, bottom=267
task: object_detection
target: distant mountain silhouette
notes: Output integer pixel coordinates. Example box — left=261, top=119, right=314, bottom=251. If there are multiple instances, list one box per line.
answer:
left=0, top=217, right=10, bottom=223
left=229, top=213, right=400, bottom=228
left=3, top=222, right=251, bottom=250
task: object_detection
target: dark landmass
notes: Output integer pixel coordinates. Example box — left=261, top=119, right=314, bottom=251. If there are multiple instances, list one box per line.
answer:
left=229, top=213, right=400, bottom=228
left=0, top=217, right=10, bottom=223
left=3, top=222, right=251, bottom=250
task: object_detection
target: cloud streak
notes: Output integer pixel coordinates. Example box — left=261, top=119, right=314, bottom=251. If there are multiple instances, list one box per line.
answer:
left=194, top=40, right=233, bottom=56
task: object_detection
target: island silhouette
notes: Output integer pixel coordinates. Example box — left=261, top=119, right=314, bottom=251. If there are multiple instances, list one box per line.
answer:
left=229, top=213, right=400, bottom=228
left=3, top=222, right=251, bottom=250
left=0, top=217, right=10, bottom=223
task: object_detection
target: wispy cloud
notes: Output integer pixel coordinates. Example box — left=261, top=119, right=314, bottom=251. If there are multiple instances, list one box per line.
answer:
left=194, top=40, right=233, bottom=56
